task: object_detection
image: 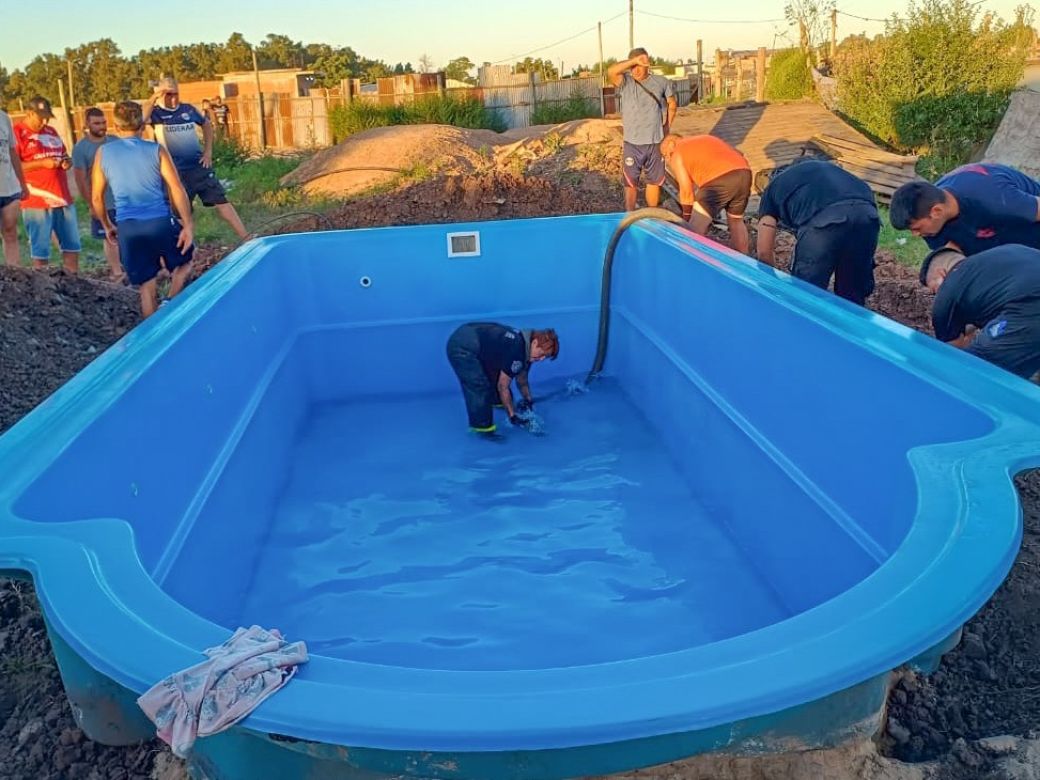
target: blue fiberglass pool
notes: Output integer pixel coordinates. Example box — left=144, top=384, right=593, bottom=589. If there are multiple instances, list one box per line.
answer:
left=0, top=213, right=1038, bottom=779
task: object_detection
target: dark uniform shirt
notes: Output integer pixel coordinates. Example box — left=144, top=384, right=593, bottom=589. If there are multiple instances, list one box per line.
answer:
left=932, top=244, right=1040, bottom=341
left=472, top=323, right=528, bottom=381
left=927, top=164, right=1040, bottom=255
left=758, top=159, right=875, bottom=232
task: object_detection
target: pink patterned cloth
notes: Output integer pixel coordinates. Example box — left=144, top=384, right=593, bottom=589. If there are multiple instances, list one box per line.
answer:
left=137, top=626, right=308, bottom=757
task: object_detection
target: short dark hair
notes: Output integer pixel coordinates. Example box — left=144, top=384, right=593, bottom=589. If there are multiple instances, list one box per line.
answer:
left=113, top=101, right=144, bottom=131
left=918, top=246, right=964, bottom=286
left=889, top=181, right=945, bottom=230
left=629, top=47, right=649, bottom=59
left=85, top=107, right=104, bottom=121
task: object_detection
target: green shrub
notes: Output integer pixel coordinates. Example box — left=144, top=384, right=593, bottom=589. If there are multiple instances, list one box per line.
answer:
left=834, top=0, right=1031, bottom=173
left=328, top=94, right=505, bottom=142
left=765, top=48, right=813, bottom=101
left=228, top=155, right=304, bottom=202
left=530, top=92, right=600, bottom=125
left=212, top=135, right=249, bottom=170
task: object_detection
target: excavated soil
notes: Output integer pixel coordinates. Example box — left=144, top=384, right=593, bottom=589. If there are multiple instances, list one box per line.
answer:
left=3, top=169, right=1040, bottom=779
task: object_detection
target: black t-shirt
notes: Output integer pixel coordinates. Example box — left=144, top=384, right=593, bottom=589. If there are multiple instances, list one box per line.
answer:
left=927, top=164, right=1040, bottom=255
left=759, top=160, right=875, bottom=231
left=472, top=323, right=528, bottom=380
left=932, top=244, right=1040, bottom=341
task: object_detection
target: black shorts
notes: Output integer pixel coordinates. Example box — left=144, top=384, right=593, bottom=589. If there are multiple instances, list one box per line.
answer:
left=0, top=193, right=20, bottom=210
left=117, top=216, right=194, bottom=285
left=178, top=165, right=228, bottom=207
left=696, top=169, right=752, bottom=218
left=792, top=203, right=880, bottom=306
left=90, top=209, right=118, bottom=239
left=622, top=142, right=666, bottom=187
left=967, top=312, right=1040, bottom=379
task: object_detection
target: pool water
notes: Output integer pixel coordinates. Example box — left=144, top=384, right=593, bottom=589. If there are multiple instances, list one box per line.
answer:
left=238, top=378, right=790, bottom=671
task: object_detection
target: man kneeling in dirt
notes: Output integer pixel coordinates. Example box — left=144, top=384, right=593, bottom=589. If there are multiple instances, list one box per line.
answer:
left=446, top=323, right=559, bottom=439
left=660, top=133, right=751, bottom=253
left=920, top=243, right=1040, bottom=379
left=755, top=158, right=880, bottom=305
left=91, top=101, right=195, bottom=318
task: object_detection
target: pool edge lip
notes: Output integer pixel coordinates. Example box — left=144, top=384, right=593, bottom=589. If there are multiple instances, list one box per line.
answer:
left=0, top=216, right=1036, bottom=752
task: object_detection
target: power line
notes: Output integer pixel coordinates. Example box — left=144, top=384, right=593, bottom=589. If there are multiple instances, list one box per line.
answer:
left=636, top=9, right=786, bottom=24
left=837, top=0, right=987, bottom=23
left=490, top=12, right=626, bottom=65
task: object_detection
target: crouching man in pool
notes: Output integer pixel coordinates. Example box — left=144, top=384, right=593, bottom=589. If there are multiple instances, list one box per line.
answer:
left=446, top=323, right=559, bottom=437
left=920, top=243, right=1040, bottom=379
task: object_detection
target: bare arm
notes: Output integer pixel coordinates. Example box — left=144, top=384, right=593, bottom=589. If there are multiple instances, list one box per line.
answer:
left=74, top=166, right=90, bottom=207
left=669, top=157, right=695, bottom=209
left=607, top=55, right=647, bottom=87
left=90, top=150, right=112, bottom=235
left=516, top=370, right=533, bottom=404
left=756, top=216, right=778, bottom=266
left=10, top=144, right=27, bottom=196
left=200, top=120, right=214, bottom=168
left=665, top=96, right=677, bottom=130
left=947, top=325, right=977, bottom=349
left=497, top=372, right=516, bottom=417
left=21, top=158, right=59, bottom=172
left=158, top=147, right=195, bottom=253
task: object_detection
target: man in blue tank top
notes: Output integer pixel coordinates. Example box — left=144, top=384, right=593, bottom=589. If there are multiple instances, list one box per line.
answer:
left=90, top=101, right=195, bottom=318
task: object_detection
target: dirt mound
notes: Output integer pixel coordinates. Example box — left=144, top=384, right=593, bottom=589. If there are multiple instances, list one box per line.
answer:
left=282, top=124, right=499, bottom=198
left=290, top=170, right=621, bottom=232
left=280, top=120, right=625, bottom=200
left=0, top=268, right=140, bottom=434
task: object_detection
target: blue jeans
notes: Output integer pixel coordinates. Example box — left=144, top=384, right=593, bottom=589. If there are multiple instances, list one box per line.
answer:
left=22, top=204, right=81, bottom=260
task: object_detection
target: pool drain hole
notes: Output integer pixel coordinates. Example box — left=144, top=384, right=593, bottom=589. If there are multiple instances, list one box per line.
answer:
left=359, top=276, right=372, bottom=288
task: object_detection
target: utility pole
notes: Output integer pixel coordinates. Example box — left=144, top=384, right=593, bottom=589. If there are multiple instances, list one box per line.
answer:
left=696, top=39, right=703, bottom=103
left=252, top=47, right=266, bottom=149
left=830, top=8, right=838, bottom=59
left=598, top=21, right=606, bottom=116
left=629, top=0, right=635, bottom=50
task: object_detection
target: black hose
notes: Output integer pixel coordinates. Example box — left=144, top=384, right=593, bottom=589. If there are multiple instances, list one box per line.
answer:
left=586, top=208, right=687, bottom=384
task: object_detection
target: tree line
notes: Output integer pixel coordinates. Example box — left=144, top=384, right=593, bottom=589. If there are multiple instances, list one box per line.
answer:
left=0, top=33, right=417, bottom=110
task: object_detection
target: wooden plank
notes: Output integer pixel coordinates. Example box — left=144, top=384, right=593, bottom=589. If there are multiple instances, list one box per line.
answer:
left=814, top=142, right=918, bottom=171
left=814, top=133, right=918, bottom=164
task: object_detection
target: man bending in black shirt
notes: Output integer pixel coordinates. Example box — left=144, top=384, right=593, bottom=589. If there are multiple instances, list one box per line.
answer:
left=755, top=159, right=880, bottom=305
left=446, top=323, right=560, bottom=436
left=920, top=243, right=1040, bottom=379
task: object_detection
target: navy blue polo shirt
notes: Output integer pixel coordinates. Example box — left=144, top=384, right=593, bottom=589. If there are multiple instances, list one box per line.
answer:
left=473, top=323, right=528, bottom=380
left=932, top=244, right=1040, bottom=341
left=927, top=164, right=1040, bottom=255
left=758, top=160, right=875, bottom=232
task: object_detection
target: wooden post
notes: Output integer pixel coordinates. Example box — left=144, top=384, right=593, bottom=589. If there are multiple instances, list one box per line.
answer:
left=55, top=78, right=73, bottom=150
left=629, top=0, right=635, bottom=51
left=713, top=49, right=723, bottom=98
left=252, top=48, right=266, bottom=149
left=696, top=40, right=703, bottom=103
left=528, top=69, right=538, bottom=120
left=66, top=57, right=76, bottom=116
left=598, top=21, right=606, bottom=116
left=341, top=78, right=353, bottom=106
left=437, top=72, right=446, bottom=97
left=830, top=8, right=838, bottom=59
left=756, top=47, right=767, bottom=102
left=734, top=58, right=744, bottom=101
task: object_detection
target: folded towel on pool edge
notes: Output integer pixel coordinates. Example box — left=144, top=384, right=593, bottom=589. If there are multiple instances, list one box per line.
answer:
left=137, top=625, right=308, bottom=758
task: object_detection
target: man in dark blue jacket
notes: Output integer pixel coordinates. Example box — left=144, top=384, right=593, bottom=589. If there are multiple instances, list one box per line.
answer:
left=446, top=323, right=559, bottom=436
left=890, top=163, right=1040, bottom=255
left=920, top=243, right=1040, bottom=379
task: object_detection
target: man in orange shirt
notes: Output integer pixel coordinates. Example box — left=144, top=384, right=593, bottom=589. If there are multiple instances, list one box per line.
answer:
left=660, top=133, right=752, bottom=254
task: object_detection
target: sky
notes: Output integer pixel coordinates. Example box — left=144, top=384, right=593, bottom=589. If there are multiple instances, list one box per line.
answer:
left=0, top=0, right=1028, bottom=73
